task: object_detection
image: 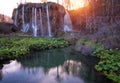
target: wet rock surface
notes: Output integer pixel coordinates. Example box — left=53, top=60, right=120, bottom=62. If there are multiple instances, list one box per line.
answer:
left=12, top=2, right=65, bottom=37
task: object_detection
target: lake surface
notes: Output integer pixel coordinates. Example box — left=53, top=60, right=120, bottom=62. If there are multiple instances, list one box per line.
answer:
left=0, top=47, right=113, bottom=83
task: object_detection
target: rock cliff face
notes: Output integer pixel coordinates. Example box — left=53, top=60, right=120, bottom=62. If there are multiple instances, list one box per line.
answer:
left=69, top=5, right=120, bottom=54
left=69, top=8, right=87, bottom=33
left=0, top=14, right=17, bottom=35
left=69, top=0, right=120, bottom=35
left=12, top=2, right=66, bottom=37
left=0, top=22, right=17, bottom=34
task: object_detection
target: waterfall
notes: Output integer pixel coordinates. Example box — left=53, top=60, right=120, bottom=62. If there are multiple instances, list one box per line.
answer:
left=46, top=4, right=52, bottom=37
left=14, top=10, right=18, bottom=27
left=21, top=5, right=25, bottom=32
left=21, top=6, right=29, bottom=32
left=32, top=8, right=37, bottom=37
left=64, top=11, right=73, bottom=32
left=39, top=9, right=44, bottom=37
left=35, top=8, right=37, bottom=36
left=14, top=3, right=71, bottom=37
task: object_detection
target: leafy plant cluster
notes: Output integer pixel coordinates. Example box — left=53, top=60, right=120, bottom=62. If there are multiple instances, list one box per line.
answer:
left=93, top=46, right=120, bottom=83
left=0, top=37, right=69, bottom=60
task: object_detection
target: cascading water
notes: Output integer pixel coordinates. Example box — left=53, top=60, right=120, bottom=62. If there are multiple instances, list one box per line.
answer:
left=34, top=8, right=37, bottom=36
left=32, top=8, right=37, bottom=37
left=21, top=5, right=25, bottom=32
left=39, top=9, right=44, bottom=37
left=13, top=2, right=66, bottom=37
left=21, top=6, right=29, bottom=32
left=14, top=10, right=18, bottom=27
left=46, top=4, right=52, bottom=37
left=64, top=11, right=73, bottom=32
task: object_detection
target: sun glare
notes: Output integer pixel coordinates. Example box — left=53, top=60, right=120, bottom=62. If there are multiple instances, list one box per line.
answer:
left=0, top=0, right=88, bottom=17
left=71, top=0, right=85, bottom=9
left=62, top=0, right=88, bottom=10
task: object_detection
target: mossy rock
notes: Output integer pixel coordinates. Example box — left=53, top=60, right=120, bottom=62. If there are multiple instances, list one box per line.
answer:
left=74, top=37, right=102, bottom=55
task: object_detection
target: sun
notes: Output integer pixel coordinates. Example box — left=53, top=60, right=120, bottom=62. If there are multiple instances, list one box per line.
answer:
left=62, top=0, right=88, bottom=10
left=70, top=0, right=87, bottom=10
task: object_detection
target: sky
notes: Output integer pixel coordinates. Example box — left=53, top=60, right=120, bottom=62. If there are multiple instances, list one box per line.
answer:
left=0, top=0, right=43, bottom=17
left=0, top=0, right=86, bottom=17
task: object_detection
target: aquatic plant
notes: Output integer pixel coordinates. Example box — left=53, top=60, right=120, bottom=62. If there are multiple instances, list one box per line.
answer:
left=0, top=37, right=69, bottom=60
left=93, top=46, right=120, bottom=83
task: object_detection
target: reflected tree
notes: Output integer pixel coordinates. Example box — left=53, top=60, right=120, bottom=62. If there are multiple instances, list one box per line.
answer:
left=0, top=70, right=2, bottom=80
left=56, top=66, right=61, bottom=82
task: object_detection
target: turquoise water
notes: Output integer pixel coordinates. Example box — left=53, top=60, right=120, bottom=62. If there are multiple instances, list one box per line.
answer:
left=0, top=47, right=114, bottom=83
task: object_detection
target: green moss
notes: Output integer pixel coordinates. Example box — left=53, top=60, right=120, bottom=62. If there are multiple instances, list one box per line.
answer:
left=0, top=37, right=69, bottom=60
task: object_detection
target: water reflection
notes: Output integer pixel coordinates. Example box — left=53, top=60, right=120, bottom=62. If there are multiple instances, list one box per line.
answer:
left=0, top=47, right=113, bottom=83
left=0, top=70, right=2, bottom=80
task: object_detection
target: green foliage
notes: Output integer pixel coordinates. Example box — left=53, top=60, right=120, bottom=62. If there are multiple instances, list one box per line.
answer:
left=0, top=37, right=69, bottom=60
left=93, top=46, right=120, bottom=83
left=78, top=38, right=120, bottom=82
left=105, top=72, right=120, bottom=83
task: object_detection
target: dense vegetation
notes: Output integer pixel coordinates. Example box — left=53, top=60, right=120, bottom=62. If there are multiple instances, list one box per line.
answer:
left=0, top=37, right=69, bottom=60
left=93, top=46, right=120, bottom=83
left=75, top=38, right=120, bottom=82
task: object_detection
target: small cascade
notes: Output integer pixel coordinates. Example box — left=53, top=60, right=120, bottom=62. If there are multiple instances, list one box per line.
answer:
left=21, top=6, right=29, bottom=32
left=34, top=8, right=37, bottom=36
left=32, top=7, right=34, bottom=29
left=21, top=5, right=25, bottom=32
left=39, top=9, right=44, bottom=37
left=46, top=4, right=52, bottom=37
left=64, top=11, right=73, bottom=32
left=14, top=10, right=18, bottom=27
left=32, top=8, right=37, bottom=37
